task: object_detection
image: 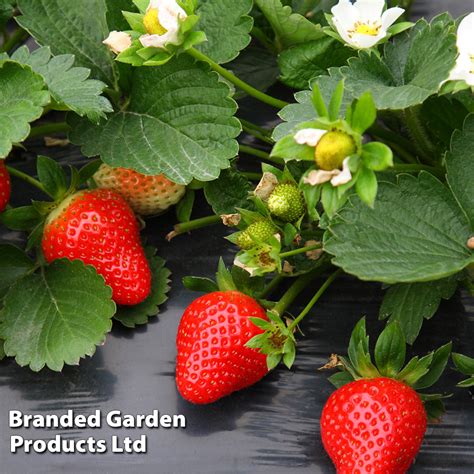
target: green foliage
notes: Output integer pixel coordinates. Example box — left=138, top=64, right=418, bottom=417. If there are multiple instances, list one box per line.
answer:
left=254, top=0, right=325, bottom=49
left=0, top=245, right=35, bottom=298
left=204, top=166, right=252, bottom=215
left=0, top=61, right=49, bottom=158
left=0, top=0, right=14, bottom=29
left=0, top=260, right=116, bottom=371
left=17, top=0, right=117, bottom=86
left=380, top=277, right=458, bottom=344
left=452, top=353, right=474, bottom=388
left=114, top=250, right=171, bottom=328
left=324, top=173, right=473, bottom=283
left=196, top=0, right=253, bottom=64
left=342, top=19, right=457, bottom=110
left=69, top=54, right=240, bottom=185
left=278, top=38, right=352, bottom=90
left=11, top=46, right=113, bottom=123
left=446, top=114, right=474, bottom=228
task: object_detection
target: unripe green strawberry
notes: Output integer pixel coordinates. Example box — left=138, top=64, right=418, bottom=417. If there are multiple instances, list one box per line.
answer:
left=315, top=130, right=356, bottom=171
left=267, top=183, right=305, bottom=222
left=93, top=164, right=185, bottom=216
left=236, top=220, right=277, bottom=250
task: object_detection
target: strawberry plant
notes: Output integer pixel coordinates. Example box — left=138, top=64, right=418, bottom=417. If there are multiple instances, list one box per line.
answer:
left=0, top=0, right=473, bottom=471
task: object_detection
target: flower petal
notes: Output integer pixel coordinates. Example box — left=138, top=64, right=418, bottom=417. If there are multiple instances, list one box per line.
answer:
left=449, top=54, right=474, bottom=86
left=351, top=31, right=386, bottom=49
left=303, top=169, right=338, bottom=186
left=331, top=157, right=352, bottom=186
left=456, top=12, right=474, bottom=54
left=103, top=31, right=132, bottom=54
left=354, top=0, right=385, bottom=22
left=295, top=128, right=327, bottom=147
left=331, top=0, right=360, bottom=32
left=381, top=7, right=405, bottom=30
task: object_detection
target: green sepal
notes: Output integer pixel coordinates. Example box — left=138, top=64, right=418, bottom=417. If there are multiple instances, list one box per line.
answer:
left=182, top=276, right=218, bottom=293
left=78, top=160, right=102, bottom=185
left=413, top=342, right=452, bottom=390
left=122, top=11, right=146, bottom=33
left=348, top=92, right=376, bottom=134
left=374, top=321, right=406, bottom=377
left=328, top=370, right=355, bottom=388
left=36, top=155, right=68, bottom=201
left=215, top=258, right=238, bottom=292
left=361, top=142, right=393, bottom=171
left=452, top=353, right=474, bottom=387
left=0, top=206, right=42, bottom=231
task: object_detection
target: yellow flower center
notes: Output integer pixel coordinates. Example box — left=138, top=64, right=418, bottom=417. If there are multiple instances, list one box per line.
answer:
left=143, top=8, right=167, bottom=36
left=352, top=21, right=381, bottom=36
left=315, top=131, right=356, bottom=171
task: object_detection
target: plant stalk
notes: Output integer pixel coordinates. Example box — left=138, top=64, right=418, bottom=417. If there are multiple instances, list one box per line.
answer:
left=241, top=123, right=274, bottom=145
left=166, top=215, right=221, bottom=241
left=288, top=268, right=342, bottom=331
left=404, top=107, right=438, bottom=164
left=187, top=47, right=288, bottom=109
left=28, top=122, right=71, bottom=140
left=279, top=243, right=322, bottom=259
left=6, top=166, right=46, bottom=194
left=239, top=144, right=283, bottom=166
left=392, top=163, right=444, bottom=179
left=0, top=28, right=28, bottom=53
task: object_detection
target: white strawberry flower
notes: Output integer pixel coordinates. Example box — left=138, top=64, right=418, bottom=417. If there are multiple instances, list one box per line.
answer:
left=139, top=0, right=187, bottom=49
left=103, top=31, right=132, bottom=54
left=296, top=128, right=353, bottom=187
left=304, top=158, right=353, bottom=187
left=448, top=13, right=474, bottom=86
left=331, top=0, right=404, bottom=49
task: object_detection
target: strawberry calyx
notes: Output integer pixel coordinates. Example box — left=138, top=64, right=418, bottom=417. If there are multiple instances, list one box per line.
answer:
left=323, top=317, right=452, bottom=421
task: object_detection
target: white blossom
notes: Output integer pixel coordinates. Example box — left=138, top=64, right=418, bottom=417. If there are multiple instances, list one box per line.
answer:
left=139, top=0, right=187, bottom=49
left=103, top=31, right=132, bottom=54
left=448, top=13, right=474, bottom=86
left=294, top=128, right=327, bottom=147
left=331, top=0, right=404, bottom=49
left=303, top=158, right=352, bottom=187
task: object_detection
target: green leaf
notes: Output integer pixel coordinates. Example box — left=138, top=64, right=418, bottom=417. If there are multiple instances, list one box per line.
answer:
left=446, top=113, right=474, bottom=228
left=0, top=245, right=35, bottom=298
left=36, top=155, right=68, bottom=200
left=342, top=19, right=457, bottom=110
left=457, top=377, right=474, bottom=388
left=328, top=370, right=354, bottom=388
left=78, top=159, right=102, bottom=184
left=0, top=206, right=42, bottom=231
left=324, top=173, right=473, bottom=283
left=17, top=0, right=117, bottom=86
left=380, top=277, right=458, bottom=344
left=196, top=0, right=253, bottom=64
left=361, top=142, right=393, bottom=171
left=0, top=61, right=49, bottom=158
left=11, top=46, right=113, bottom=123
left=0, top=0, right=14, bottom=29
left=424, top=399, right=445, bottom=422
left=374, top=321, right=406, bottom=377
left=69, top=54, right=240, bottom=185
left=182, top=276, right=218, bottom=293
left=114, top=250, right=171, bottom=328
left=254, top=0, right=325, bottom=49
left=204, top=167, right=252, bottom=215
left=0, top=260, right=116, bottom=371
left=273, top=70, right=350, bottom=141
left=278, top=38, right=352, bottom=90
left=355, top=167, right=377, bottom=207
left=348, top=317, right=369, bottom=371
left=452, top=353, right=474, bottom=376
left=349, top=92, right=376, bottom=134
left=413, top=342, right=452, bottom=390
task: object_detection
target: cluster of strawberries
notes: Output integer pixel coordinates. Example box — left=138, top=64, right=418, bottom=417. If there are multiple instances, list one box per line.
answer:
left=1, top=160, right=434, bottom=473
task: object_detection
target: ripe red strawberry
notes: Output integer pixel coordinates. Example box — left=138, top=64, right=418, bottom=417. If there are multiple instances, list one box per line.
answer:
left=321, top=377, right=427, bottom=473
left=93, top=164, right=185, bottom=216
left=176, top=290, right=269, bottom=404
left=42, top=189, right=151, bottom=305
left=0, top=160, right=11, bottom=212
left=320, top=318, right=451, bottom=474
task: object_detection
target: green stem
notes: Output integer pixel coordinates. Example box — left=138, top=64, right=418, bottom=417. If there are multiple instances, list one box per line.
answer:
left=241, top=123, right=274, bottom=145
left=369, top=124, right=417, bottom=164
left=28, top=122, right=71, bottom=140
left=0, top=28, right=28, bottom=53
left=187, top=47, right=288, bottom=109
left=239, top=118, right=272, bottom=137
left=288, top=268, right=342, bottom=331
left=279, top=243, right=322, bottom=259
left=251, top=26, right=276, bottom=53
left=392, top=163, right=444, bottom=179
left=239, top=144, right=283, bottom=167
left=6, top=166, right=46, bottom=194
left=167, top=215, right=221, bottom=240
left=404, top=107, right=437, bottom=164
left=272, top=269, right=321, bottom=317
left=259, top=274, right=285, bottom=299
